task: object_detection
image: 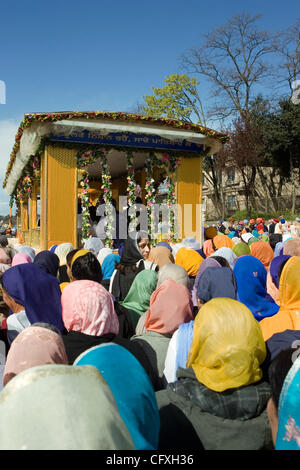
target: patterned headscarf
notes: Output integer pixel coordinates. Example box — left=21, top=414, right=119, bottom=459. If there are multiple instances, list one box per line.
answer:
left=61, top=280, right=119, bottom=336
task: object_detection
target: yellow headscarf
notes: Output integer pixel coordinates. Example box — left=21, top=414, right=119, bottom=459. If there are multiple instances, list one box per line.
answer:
left=70, top=249, right=90, bottom=269
left=260, top=256, right=300, bottom=341
left=187, top=298, right=266, bottom=392
left=175, top=247, right=204, bottom=277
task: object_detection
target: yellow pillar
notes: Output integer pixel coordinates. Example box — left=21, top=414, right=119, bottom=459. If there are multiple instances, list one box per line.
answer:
left=43, top=145, right=77, bottom=249
left=176, top=156, right=203, bottom=244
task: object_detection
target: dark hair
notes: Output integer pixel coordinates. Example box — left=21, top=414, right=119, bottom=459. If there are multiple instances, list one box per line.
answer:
left=269, top=234, right=283, bottom=251
left=278, top=257, right=291, bottom=284
left=136, top=231, right=150, bottom=245
left=210, top=256, right=230, bottom=268
left=66, top=249, right=79, bottom=268
left=71, top=251, right=103, bottom=283
left=268, top=348, right=294, bottom=410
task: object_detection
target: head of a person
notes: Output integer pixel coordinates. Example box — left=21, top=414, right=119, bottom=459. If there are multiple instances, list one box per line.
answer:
left=83, top=237, right=104, bottom=256
left=175, top=247, right=204, bottom=277
left=209, top=255, right=229, bottom=267
left=136, top=231, right=151, bottom=260
left=278, top=256, right=300, bottom=310
left=0, top=248, right=11, bottom=265
left=11, top=252, right=32, bottom=267
left=71, top=250, right=102, bottom=283
left=156, top=263, right=190, bottom=289
left=187, top=298, right=266, bottom=392
left=34, top=251, right=60, bottom=277
left=61, top=279, right=119, bottom=336
left=145, top=279, right=193, bottom=336
left=269, top=234, right=283, bottom=251
left=283, top=238, right=300, bottom=257
left=66, top=249, right=79, bottom=280
left=54, top=243, right=75, bottom=266
left=267, top=349, right=300, bottom=448
left=0, top=276, right=24, bottom=313
left=3, top=324, right=68, bottom=386
left=196, top=266, right=237, bottom=308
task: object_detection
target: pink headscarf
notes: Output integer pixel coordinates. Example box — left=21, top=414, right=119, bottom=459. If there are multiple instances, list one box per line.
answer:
left=61, top=280, right=119, bottom=336
left=203, top=239, right=215, bottom=257
left=3, top=326, right=68, bottom=386
left=12, top=252, right=32, bottom=266
left=0, top=248, right=11, bottom=265
left=145, top=279, right=194, bottom=335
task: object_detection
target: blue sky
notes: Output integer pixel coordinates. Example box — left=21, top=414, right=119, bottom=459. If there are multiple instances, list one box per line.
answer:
left=0, top=0, right=299, bottom=215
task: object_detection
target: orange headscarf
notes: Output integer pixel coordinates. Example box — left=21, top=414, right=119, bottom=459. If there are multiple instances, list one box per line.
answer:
left=144, top=279, right=194, bottom=335
left=213, top=234, right=235, bottom=250
left=203, top=239, right=215, bottom=257
left=250, top=241, right=274, bottom=270
left=175, top=247, right=204, bottom=277
left=148, top=246, right=174, bottom=269
left=260, top=257, right=300, bottom=341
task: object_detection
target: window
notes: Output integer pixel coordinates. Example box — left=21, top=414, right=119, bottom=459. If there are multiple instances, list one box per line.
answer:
left=227, top=194, right=237, bottom=210
left=227, top=169, right=235, bottom=183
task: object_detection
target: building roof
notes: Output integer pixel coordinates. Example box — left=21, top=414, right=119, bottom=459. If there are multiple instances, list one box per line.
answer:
left=3, top=111, right=229, bottom=195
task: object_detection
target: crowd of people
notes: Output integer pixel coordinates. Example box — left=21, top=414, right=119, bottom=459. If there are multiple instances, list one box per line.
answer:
left=0, top=214, right=300, bottom=450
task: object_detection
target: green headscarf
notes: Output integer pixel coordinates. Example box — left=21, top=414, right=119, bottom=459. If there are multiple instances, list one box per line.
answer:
left=261, top=234, right=269, bottom=243
left=120, top=270, right=158, bottom=329
left=232, top=242, right=251, bottom=257
left=248, top=237, right=259, bottom=246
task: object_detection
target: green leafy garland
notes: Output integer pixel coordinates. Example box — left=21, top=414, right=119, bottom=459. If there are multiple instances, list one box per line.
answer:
left=145, top=152, right=156, bottom=239
left=14, top=155, right=41, bottom=204
left=100, top=150, right=114, bottom=248
left=126, top=151, right=139, bottom=233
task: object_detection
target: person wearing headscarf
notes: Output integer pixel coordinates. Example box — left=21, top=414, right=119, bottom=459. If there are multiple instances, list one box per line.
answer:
left=156, top=298, right=272, bottom=450
left=283, top=238, right=300, bottom=257
left=156, top=263, right=190, bottom=290
left=131, top=279, right=194, bottom=389
left=203, top=239, right=215, bottom=257
left=74, top=343, right=160, bottom=450
left=156, top=241, right=172, bottom=252
left=54, top=243, right=75, bottom=283
left=49, top=244, right=58, bottom=253
left=148, top=246, right=174, bottom=269
left=260, top=257, right=300, bottom=341
left=271, top=354, right=300, bottom=450
left=191, top=257, right=222, bottom=308
left=11, top=253, right=32, bottom=266
left=233, top=255, right=279, bottom=322
left=212, top=247, right=237, bottom=269
left=0, top=235, right=8, bottom=248
left=101, top=253, right=121, bottom=291
left=269, top=234, right=283, bottom=252
left=248, top=236, right=259, bottom=246
left=250, top=241, right=274, bottom=270
left=175, top=247, right=204, bottom=283
left=3, top=324, right=68, bottom=386
left=0, top=264, right=65, bottom=344
left=182, top=237, right=201, bottom=251
left=83, top=237, right=104, bottom=256
left=119, top=270, right=157, bottom=331
left=164, top=260, right=236, bottom=385
left=232, top=242, right=251, bottom=258
left=97, top=247, right=113, bottom=265
left=274, top=241, right=284, bottom=257
left=266, top=255, right=291, bottom=306
left=0, top=365, right=135, bottom=450
left=241, top=233, right=254, bottom=244
left=61, top=279, right=156, bottom=386
left=204, top=226, right=218, bottom=241
left=70, top=249, right=102, bottom=284
left=212, top=234, right=235, bottom=250
left=0, top=248, right=11, bottom=266
left=110, top=233, right=156, bottom=302
left=17, top=245, right=35, bottom=262
left=33, top=250, right=60, bottom=278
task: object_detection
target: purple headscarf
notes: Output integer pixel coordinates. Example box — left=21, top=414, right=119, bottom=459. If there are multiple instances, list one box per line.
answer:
left=269, top=255, right=291, bottom=289
left=156, top=242, right=172, bottom=252
left=191, top=257, right=221, bottom=307
left=33, top=250, right=60, bottom=277
left=2, top=263, right=64, bottom=331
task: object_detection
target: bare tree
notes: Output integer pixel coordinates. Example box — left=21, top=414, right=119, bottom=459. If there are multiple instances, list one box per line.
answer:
left=182, top=13, right=275, bottom=123
left=272, top=19, right=300, bottom=98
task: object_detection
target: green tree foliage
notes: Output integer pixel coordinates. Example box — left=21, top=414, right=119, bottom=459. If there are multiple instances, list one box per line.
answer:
left=141, top=74, right=206, bottom=125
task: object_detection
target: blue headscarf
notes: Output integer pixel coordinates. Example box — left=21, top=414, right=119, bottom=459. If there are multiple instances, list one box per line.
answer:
left=156, top=241, right=172, bottom=252
left=2, top=263, right=64, bottom=331
left=74, top=343, right=160, bottom=450
left=49, top=245, right=58, bottom=254
left=33, top=250, right=60, bottom=277
left=196, top=266, right=237, bottom=303
left=276, top=355, right=300, bottom=450
left=274, top=242, right=284, bottom=257
left=233, top=255, right=279, bottom=321
left=18, top=245, right=35, bottom=261
left=252, top=230, right=259, bottom=239
left=174, top=320, right=194, bottom=382
left=101, top=253, right=120, bottom=280
left=227, top=231, right=236, bottom=239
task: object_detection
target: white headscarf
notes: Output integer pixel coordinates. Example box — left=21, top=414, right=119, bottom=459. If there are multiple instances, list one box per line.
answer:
left=97, top=248, right=113, bottom=266
left=212, top=247, right=237, bottom=269
left=83, top=237, right=104, bottom=256
left=241, top=233, right=254, bottom=244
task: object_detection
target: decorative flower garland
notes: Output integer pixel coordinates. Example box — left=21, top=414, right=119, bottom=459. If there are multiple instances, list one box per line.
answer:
left=14, top=155, right=40, bottom=203
left=126, top=151, right=139, bottom=233
left=100, top=150, right=114, bottom=248
left=145, top=152, right=156, bottom=239
left=4, top=110, right=229, bottom=189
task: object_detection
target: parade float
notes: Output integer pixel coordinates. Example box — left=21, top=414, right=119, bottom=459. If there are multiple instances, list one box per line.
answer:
left=3, top=111, right=228, bottom=249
